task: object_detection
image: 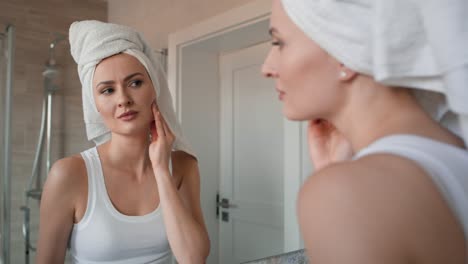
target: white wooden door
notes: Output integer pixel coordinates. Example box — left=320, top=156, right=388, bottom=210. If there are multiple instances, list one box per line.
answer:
left=219, top=42, right=284, bottom=264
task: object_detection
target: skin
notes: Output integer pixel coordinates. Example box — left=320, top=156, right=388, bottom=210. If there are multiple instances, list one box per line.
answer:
left=36, top=53, right=210, bottom=263
left=263, top=0, right=467, bottom=263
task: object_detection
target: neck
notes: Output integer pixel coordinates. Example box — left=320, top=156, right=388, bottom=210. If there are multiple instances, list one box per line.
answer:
left=100, top=131, right=152, bottom=176
left=330, top=77, right=440, bottom=153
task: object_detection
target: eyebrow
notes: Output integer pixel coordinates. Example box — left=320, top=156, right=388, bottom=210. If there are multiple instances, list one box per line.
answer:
left=96, top=72, right=144, bottom=89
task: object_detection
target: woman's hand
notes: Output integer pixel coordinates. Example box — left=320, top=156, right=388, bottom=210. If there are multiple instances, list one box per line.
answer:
left=307, top=119, right=354, bottom=172
left=149, top=101, right=175, bottom=173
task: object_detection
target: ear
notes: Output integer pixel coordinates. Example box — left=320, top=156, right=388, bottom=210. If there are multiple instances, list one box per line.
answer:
left=338, top=64, right=357, bottom=81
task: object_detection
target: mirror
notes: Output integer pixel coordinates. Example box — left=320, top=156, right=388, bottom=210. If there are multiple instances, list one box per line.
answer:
left=0, top=1, right=308, bottom=263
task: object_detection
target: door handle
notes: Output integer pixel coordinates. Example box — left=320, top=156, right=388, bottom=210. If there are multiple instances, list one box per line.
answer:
left=217, top=198, right=238, bottom=209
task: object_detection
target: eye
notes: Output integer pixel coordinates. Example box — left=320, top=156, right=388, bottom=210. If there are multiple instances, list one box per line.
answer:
left=101, top=87, right=114, bottom=95
left=129, top=79, right=143, bottom=88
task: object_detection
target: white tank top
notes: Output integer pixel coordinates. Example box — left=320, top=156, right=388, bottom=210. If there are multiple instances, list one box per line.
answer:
left=354, top=135, right=468, bottom=248
left=68, top=147, right=172, bottom=264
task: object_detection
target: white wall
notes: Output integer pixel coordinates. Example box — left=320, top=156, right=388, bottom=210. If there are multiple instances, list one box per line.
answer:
left=108, top=0, right=253, bottom=50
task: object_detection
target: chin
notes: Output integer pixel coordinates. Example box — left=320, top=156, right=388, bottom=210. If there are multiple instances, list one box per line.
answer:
left=283, top=107, right=313, bottom=121
left=117, top=122, right=150, bottom=135
left=117, top=129, right=149, bottom=139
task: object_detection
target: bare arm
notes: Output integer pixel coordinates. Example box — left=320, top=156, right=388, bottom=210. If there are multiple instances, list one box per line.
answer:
left=156, top=152, right=210, bottom=263
left=149, top=103, right=210, bottom=263
left=36, top=157, right=84, bottom=264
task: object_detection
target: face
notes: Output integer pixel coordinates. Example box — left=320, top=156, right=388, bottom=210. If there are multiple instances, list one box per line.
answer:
left=93, top=53, right=156, bottom=137
left=262, top=0, right=349, bottom=121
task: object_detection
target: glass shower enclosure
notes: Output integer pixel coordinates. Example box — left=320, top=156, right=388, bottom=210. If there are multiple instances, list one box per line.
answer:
left=1, top=24, right=15, bottom=264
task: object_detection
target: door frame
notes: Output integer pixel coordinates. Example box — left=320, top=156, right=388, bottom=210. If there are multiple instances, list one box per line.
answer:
left=167, top=1, right=304, bottom=261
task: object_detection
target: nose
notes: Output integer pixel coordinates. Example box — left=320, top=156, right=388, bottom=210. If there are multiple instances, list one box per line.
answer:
left=261, top=48, right=278, bottom=78
left=118, top=100, right=133, bottom=107
left=117, top=90, right=134, bottom=108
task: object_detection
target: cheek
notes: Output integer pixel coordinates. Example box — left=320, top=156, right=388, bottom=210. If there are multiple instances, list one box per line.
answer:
left=94, top=96, right=119, bottom=129
left=138, top=87, right=156, bottom=118
left=279, top=48, right=340, bottom=119
left=282, top=46, right=336, bottom=88
left=142, top=82, right=156, bottom=103
left=280, top=50, right=325, bottom=105
left=148, top=90, right=156, bottom=105
left=95, top=96, right=114, bottom=117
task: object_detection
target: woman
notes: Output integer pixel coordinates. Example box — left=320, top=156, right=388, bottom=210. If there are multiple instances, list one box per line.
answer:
left=36, top=21, right=210, bottom=263
left=263, top=0, right=468, bottom=263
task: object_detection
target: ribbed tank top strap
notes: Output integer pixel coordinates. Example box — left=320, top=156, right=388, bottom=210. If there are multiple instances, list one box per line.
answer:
left=76, top=147, right=100, bottom=230
left=87, top=147, right=110, bottom=210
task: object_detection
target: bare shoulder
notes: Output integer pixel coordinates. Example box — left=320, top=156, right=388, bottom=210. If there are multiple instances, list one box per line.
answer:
left=304, top=153, right=429, bottom=192
left=301, top=153, right=437, bottom=204
left=43, top=154, right=87, bottom=200
left=171, top=151, right=199, bottom=187
left=172, top=151, right=197, bottom=170
left=47, top=155, right=87, bottom=185
left=298, top=154, right=465, bottom=263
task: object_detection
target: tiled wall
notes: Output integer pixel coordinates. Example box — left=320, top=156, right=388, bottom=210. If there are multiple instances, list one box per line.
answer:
left=0, top=0, right=107, bottom=263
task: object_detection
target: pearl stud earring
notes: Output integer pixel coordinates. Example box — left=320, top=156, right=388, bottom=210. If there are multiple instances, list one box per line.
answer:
left=340, top=71, right=347, bottom=78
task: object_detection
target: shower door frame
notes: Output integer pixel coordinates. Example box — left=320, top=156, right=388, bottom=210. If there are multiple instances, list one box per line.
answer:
left=1, top=24, right=15, bottom=264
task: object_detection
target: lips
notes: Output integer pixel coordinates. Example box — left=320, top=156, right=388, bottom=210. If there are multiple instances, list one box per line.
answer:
left=118, top=110, right=138, bottom=120
left=275, top=87, right=285, bottom=100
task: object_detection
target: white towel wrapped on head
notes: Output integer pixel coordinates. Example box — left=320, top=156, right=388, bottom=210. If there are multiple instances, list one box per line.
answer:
left=281, top=0, right=468, bottom=144
left=69, top=20, right=195, bottom=156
